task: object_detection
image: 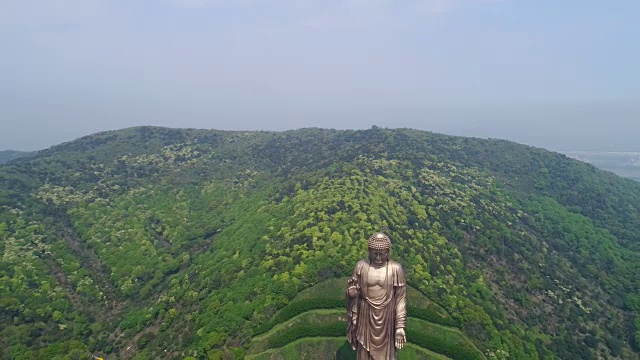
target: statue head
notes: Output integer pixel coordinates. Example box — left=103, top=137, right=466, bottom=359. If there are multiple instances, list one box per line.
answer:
left=368, top=232, right=391, bottom=267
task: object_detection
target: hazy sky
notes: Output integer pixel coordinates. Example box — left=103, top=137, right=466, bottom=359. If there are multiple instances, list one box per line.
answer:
left=1, top=0, right=639, bottom=151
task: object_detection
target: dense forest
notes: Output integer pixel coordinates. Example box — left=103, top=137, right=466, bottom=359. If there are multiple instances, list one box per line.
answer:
left=1, top=126, right=639, bottom=359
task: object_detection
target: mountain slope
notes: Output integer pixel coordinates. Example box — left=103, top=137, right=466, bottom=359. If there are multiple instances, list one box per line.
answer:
left=0, top=126, right=638, bottom=359
left=0, top=150, right=29, bottom=164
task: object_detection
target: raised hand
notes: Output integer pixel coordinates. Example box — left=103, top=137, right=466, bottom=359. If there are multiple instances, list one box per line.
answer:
left=347, top=277, right=358, bottom=298
left=395, top=328, right=406, bottom=349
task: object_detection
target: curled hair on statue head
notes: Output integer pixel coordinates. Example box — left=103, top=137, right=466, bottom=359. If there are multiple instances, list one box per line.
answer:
left=368, top=232, right=391, bottom=251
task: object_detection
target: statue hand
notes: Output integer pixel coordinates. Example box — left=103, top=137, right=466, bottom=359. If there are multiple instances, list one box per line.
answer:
left=395, top=328, right=406, bottom=349
left=347, top=277, right=359, bottom=298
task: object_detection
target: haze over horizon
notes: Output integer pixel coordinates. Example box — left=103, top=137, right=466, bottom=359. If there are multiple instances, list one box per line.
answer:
left=2, top=0, right=639, bottom=151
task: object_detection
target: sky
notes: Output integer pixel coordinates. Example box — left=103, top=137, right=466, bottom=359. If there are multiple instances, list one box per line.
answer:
left=1, top=0, right=639, bottom=151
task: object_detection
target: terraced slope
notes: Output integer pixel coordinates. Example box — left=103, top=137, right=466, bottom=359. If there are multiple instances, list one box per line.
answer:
left=248, top=338, right=450, bottom=360
left=247, top=278, right=484, bottom=360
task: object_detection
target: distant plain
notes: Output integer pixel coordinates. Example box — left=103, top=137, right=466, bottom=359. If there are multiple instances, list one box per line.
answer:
left=561, top=151, right=640, bottom=181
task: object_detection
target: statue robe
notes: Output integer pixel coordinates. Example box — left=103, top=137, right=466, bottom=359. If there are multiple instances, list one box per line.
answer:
left=347, top=259, right=407, bottom=360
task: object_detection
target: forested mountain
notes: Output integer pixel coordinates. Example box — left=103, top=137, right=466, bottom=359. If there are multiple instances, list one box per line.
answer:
left=0, top=150, right=29, bottom=165
left=1, top=126, right=639, bottom=359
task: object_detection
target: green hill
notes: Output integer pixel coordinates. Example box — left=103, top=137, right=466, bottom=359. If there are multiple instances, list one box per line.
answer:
left=0, top=126, right=639, bottom=359
left=0, top=150, right=29, bottom=164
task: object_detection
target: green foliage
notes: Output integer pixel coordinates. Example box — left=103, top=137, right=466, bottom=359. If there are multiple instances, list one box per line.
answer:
left=249, top=338, right=450, bottom=360
left=634, top=316, right=640, bottom=351
left=408, top=318, right=484, bottom=360
left=1, top=126, right=638, bottom=359
left=267, top=322, right=345, bottom=349
left=254, top=298, right=344, bottom=335
left=408, top=306, right=458, bottom=327
left=0, top=150, right=29, bottom=165
left=8, top=339, right=90, bottom=360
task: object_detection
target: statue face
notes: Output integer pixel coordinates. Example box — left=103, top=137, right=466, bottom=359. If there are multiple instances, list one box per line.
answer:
left=369, top=248, right=389, bottom=267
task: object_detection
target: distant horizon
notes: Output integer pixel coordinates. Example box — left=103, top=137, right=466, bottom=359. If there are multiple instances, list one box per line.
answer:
left=4, top=104, right=640, bottom=153
left=3, top=1, right=639, bottom=153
